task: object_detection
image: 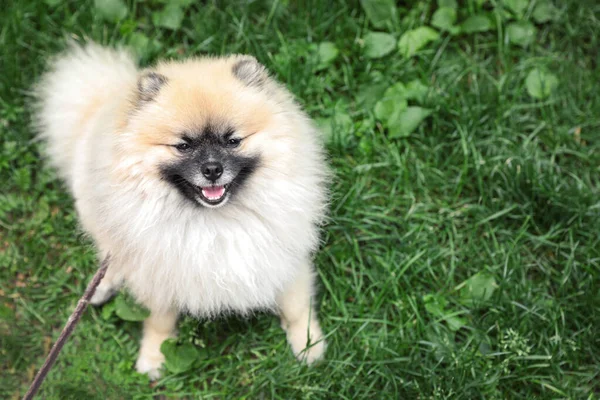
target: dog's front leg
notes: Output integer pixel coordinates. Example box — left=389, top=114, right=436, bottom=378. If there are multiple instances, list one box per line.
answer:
left=277, top=262, right=326, bottom=365
left=135, top=308, right=178, bottom=380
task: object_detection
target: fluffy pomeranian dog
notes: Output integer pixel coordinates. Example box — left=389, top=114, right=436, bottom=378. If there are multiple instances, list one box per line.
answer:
left=33, top=43, right=329, bottom=379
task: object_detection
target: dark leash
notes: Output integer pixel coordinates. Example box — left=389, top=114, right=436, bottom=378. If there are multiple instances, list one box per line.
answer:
left=23, top=254, right=111, bottom=400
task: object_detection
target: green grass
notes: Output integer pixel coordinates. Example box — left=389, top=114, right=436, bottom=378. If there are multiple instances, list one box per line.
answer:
left=1, top=0, right=600, bottom=398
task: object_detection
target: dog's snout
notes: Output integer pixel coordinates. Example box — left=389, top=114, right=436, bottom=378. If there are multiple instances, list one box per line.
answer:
left=201, top=161, right=223, bottom=182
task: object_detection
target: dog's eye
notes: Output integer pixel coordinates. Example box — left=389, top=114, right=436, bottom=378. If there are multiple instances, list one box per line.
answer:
left=175, top=143, right=192, bottom=152
left=226, top=138, right=242, bottom=148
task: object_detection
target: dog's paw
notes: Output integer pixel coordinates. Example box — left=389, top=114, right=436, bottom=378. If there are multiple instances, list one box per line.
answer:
left=89, top=284, right=117, bottom=306
left=135, top=352, right=164, bottom=380
left=285, top=320, right=327, bottom=365
left=294, top=336, right=327, bottom=365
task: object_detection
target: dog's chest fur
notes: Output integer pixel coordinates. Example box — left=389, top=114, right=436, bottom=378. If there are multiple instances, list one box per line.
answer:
left=95, top=182, right=318, bottom=316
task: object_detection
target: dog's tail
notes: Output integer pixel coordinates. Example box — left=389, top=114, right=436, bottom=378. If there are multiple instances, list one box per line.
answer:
left=32, top=42, right=138, bottom=186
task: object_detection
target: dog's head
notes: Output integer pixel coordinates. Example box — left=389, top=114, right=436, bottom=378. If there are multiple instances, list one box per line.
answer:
left=117, top=56, right=301, bottom=209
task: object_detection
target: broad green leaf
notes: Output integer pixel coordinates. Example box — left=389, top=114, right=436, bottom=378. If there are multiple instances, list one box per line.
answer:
left=375, top=98, right=408, bottom=122
left=458, top=272, right=497, bottom=306
left=129, top=32, right=149, bottom=54
left=405, top=79, right=429, bottom=104
left=423, top=294, right=447, bottom=317
left=363, top=32, right=396, bottom=59
left=160, top=339, right=200, bottom=374
left=374, top=82, right=408, bottom=121
left=94, top=0, right=128, bottom=22
left=495, top=7, right=515, bottom=21
left=44, top=0, right=62, bottom=6
left=374, top=99, right=394, bottom=121
left=129, top=32, right=162, bottom=58
left=505, top=0, right=529, bottom=19
left=101, top=299, right=116, bottom=320
left=438, top=0, right=457, bottom=8
left=388, top=106, right=432, bottom=138
left=532, top=1, right=557, bottom=23
left=526, top=69, right=558, bottom=99
left=449, top=26, right=462, bottom=35
left=398, top=27, right=440, bottom=57
left=445, top=314, right=468, bottom=331
left=359, top=0, right=397, bottom=29
left=356, top=82, right=388, bottom=109
left=431, top=7, right=457, bottom=32
left=311, top=42, right=339, bottom=71
left=384, top=82, right=407, bottom=98
left=423, top=294, right=466, bottom=331
left=114, top=294, right=150, bottom=321
left=152, top=4, right=184, bottom=30
left=332, top=111, right=353, bottom=132
left=460, top=15, right=493, bottom=33
left=316, top=111, right=353, bottom=142
left=507, top=21, right=536, bottom=47
left=478, top=339, right=493, bottom=355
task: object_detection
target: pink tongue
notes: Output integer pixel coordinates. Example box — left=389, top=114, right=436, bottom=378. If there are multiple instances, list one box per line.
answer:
left=202, top=186, right=225, bottom=199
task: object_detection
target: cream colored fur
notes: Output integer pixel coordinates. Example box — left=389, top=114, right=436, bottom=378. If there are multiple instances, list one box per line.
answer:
left=34, top=43, right=328, bottom=379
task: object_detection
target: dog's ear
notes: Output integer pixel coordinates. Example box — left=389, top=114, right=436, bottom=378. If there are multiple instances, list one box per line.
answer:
left=137, top=71, right=168, bottom=103
left=232, top=57, right=268, bottom=88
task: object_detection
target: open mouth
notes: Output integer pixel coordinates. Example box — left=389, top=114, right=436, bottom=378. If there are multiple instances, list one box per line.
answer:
left=197, top=183, right=230, bottom=205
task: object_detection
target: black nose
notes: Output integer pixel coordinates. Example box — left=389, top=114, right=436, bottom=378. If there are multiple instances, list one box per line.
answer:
left=201, top=162, right=223, bottom=182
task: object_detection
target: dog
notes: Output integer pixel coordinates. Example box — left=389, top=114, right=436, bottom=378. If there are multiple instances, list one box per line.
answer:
left=33, top=43, right=329, bottom=379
